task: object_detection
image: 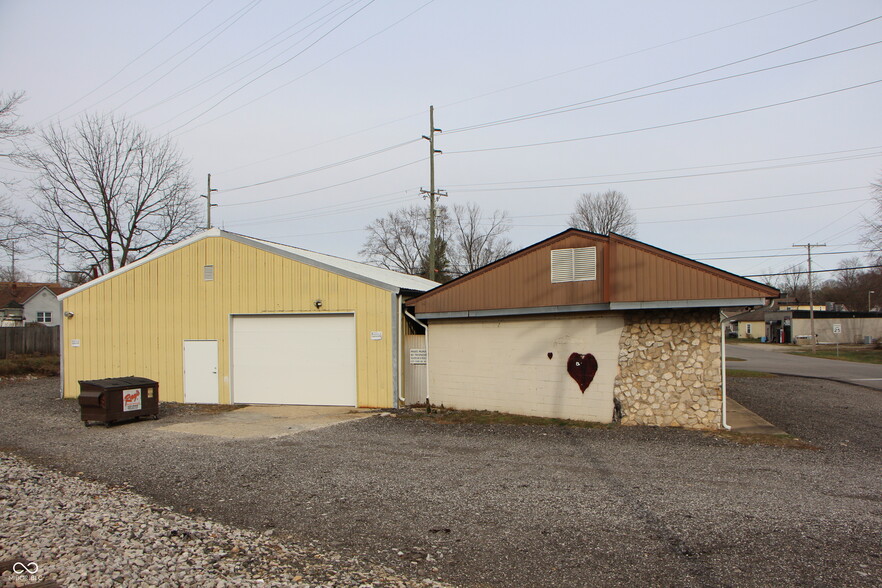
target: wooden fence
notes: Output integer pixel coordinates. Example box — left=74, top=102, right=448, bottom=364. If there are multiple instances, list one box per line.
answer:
left=0, top=326, right=60, bottom=358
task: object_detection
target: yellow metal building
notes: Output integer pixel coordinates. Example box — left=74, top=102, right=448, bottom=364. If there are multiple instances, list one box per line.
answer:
left=59, top=229, right=437, bottom=407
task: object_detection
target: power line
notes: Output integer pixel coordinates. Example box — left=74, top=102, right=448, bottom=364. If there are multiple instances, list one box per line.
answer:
left=507, top=187, right=868, bottom=222
left=165, top=0, right=379, bottom=134
left=210, top=0, right=815, bottom=178
left=696, top=249, right=879, bottom=261
left=223, top=138, right=421, bottom=193
left=446, top=146, right=882, bottom=189
left=148, top=0, right=363, bottom=127
left=220, top=157, right=426, bottom=207
left=451, top=154, right=880, bottom=193
left=434, top=0, right=821, bottom=114
left=511, top=198, right=871, bottom=228
left=62, top=0, right=263, bottom=125
left=110, top=0, right=268, bottom=113
left=448, top=21, right=882, bottom=134
left=174, top=0, right=438, bottom=137
left=227, top=187, right=419, bottom=226
left=449, top=79, right=882, bottom=154
left=744, top=265, right=881, bottom=277
left=129, top=0, right=344, bottom=117
left=684, top=243, right=861, bottom=256
left=36, top=0, right=217, bottom=123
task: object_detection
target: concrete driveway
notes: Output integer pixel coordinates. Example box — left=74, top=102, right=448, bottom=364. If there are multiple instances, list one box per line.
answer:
left=726, top=342, right=882, bottom=390
left=159, top=405, right=373, bottom=439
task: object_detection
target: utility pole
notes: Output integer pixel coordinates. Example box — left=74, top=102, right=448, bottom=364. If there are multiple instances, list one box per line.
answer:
left=421, top=106, right=445, bottom=281
left=55, top=232, right=60, bottom=284
left=201, top=173, right=218, bottom=229
left=793, top=243, right=826, bottom=353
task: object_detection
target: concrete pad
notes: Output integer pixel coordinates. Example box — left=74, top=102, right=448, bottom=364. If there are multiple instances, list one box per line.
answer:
left=726, top=398, right=787, bottom=435
left=159, top=405, right=374, bottom=439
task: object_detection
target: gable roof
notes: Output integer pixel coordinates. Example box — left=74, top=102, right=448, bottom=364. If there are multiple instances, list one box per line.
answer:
left=59, top=229, right=438, bottom=301
left=0, top=283, right=69, bottom=307
left=409, top=229, right=779, bottom=317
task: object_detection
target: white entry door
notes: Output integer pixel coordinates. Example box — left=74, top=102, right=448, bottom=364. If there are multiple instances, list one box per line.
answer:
left=231, top=314, right=356, bottom=406
left=184, top=340, right=219, bottom=403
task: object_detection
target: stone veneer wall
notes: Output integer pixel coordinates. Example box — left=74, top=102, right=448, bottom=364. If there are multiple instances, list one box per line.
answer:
left=613, top=308, right=723, bottom=429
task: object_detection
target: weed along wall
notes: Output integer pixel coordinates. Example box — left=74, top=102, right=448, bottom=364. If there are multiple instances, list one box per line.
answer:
left=614, top=309, right=723, bottom=429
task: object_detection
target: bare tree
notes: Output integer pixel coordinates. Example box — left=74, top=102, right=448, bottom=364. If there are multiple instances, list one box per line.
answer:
left=23, top=113, right=201, bottom=275
left=770, top=264, right=809, bottom=302
left=360, top=204, right=451, bottom=279
left=361, top=201, right=512, bottom=280
left=448, top=202, right=513, bottom=275
left=0, top=92, right=28, bottom=144
left=569, top=190, right=636, bottom=236
left=862, top=177, right=882, bottom=254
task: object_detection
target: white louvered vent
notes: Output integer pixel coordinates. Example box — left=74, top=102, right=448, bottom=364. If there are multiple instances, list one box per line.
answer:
left=550, top=247, right=596, bottom=283
left=203, top=265, right=214, bottom=281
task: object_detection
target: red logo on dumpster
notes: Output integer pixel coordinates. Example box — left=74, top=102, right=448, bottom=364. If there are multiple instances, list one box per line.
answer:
left=123, top=389, right=142, bottom=412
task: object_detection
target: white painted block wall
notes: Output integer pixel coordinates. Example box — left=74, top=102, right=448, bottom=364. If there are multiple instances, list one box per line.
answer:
left=428, top=314, right=625, bottom=422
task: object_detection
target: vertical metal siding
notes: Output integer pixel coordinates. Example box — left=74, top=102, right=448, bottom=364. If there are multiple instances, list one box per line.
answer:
left=62, top=236, right=395, bottom=407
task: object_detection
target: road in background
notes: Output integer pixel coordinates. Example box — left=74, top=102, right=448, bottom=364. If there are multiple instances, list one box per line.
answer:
left=726, top=343, right=882, bottom=391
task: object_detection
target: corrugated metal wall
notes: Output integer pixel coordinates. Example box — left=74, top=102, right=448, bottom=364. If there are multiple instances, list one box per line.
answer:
left=61, top=236, right=395, bottom=407
left=403, top=333, right=427, bottom=405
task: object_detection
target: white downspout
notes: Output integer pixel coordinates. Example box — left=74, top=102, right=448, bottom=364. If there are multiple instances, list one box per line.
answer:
left=397, top=294, right=405, bottom=405
left=720, top=311, right=731, bottom=430
left=404, top=309, right=429, bottom=410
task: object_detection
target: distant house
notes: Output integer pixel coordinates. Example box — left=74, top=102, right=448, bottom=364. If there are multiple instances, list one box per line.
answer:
left=0, top=282, right=70, bottom=327
left=726, top=307, right=769, bottom=339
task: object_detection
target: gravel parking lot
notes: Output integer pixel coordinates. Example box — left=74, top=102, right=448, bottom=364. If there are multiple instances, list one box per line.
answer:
left=1, top=376, right=880, bottom=587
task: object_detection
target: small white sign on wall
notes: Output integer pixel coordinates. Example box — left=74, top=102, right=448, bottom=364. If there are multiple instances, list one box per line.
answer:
left=370, top=331, right=383, bottom=340
left=71, top=339, right=81, bottom=347
left=410, top=349, right=427, bottom=365
left=832, top=323, right=842, bottom=334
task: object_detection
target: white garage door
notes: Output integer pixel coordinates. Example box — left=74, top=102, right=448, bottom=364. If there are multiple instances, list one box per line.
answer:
left=231, top=314, right=357, bottom=406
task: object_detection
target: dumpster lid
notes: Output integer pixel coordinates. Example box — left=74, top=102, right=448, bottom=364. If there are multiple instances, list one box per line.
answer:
left=79, top=376, right=158, bottom=389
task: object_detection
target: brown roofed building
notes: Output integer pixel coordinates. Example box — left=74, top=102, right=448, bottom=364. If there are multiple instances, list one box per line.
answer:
left=407, top=229, right=778, bottom=430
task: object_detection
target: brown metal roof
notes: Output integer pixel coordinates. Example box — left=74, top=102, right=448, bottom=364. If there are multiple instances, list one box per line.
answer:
left=409, top=229, right=779, bottom=315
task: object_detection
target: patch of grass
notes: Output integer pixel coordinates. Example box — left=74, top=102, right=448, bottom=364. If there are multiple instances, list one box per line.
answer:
left=788, top=347, right=882, bottom=364
left=397, top=407, right=613, bottom=429
left=710, top=430, right=819, bottom=450
left=0, top=354, right=59, bottom=377
left=726, top=369, right=776, bottom=378
left=728, top=338, right=767, bottom=344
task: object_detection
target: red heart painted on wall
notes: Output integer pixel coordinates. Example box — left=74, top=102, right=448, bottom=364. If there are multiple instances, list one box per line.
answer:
left=567, top=353, right=598, bottom=393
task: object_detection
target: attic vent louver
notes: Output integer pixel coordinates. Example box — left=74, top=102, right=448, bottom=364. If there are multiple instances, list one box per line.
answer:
left=203, top=265, right=214, bottom=281
left=551, top=247, right=596, bottom=283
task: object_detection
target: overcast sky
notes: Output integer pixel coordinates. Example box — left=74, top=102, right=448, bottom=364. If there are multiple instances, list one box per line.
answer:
left=1, top=0, right=880, bottom=283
